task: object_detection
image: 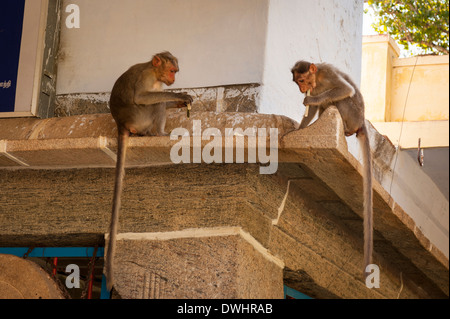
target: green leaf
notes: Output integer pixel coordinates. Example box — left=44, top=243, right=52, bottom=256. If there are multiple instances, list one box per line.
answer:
left=368, top=0, right=449, bottom=55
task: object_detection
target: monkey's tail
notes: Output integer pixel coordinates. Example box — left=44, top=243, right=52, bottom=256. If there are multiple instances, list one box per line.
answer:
left=358, top=124, right=373, bottom=278
left=106, top=132, right=129, bottom=291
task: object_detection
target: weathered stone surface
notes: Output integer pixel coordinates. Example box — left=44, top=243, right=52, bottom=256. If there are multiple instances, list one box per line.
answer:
left=0, top=109, right=447, bottom=299
left=110, top=232, right=284, bottom=299
left=280, top=109, right=449, bottom=297
left=54, top=84, right=260, bottom=116
left=0, top=254, right=65, bottom=299
left=0, top=111, right=296, bottom=168
left=0, top=164, right=280, bottom=248
left=55, top=93, right=111, bottom=116
left=1, top=162, right=447, bottom=298
left=0, top=113, right=116, bottom=141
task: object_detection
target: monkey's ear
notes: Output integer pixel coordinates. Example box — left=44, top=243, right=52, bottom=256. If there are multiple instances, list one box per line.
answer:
left=152, top=56, right=162, bottom=67
left=309, top=63, right=318, bottom=74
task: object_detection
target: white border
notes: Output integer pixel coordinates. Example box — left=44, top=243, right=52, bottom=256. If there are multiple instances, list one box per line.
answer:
left=1, top=0, right=48, bottom=118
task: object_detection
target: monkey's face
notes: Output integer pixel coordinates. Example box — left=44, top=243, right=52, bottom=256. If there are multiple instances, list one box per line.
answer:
left=159, top=62, right=179, bottom=86
left=293, top=71, right=316, bottom=94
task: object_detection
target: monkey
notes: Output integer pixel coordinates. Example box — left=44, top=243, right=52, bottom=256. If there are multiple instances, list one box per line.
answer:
left=291, top=60, right=373, bottom=279
left=106, top=51, right=193, bottom=291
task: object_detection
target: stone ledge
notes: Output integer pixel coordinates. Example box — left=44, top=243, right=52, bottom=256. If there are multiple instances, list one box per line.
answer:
left=0, top=109, right=448, bottom=298
left=0, top=110, right=296, bottom=169
left=282, top=110, right=448, bottom=295
left=110, top=226, right=285, bottom=269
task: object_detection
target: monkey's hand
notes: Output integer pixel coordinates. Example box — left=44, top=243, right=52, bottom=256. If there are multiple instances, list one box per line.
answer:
left=175, top=100, right=192, bottom=117
left=303, top=95, right=318, bottom=106
left=175, top=102, right=188, bottom=108
left=180, top=93, right=194, bottom=105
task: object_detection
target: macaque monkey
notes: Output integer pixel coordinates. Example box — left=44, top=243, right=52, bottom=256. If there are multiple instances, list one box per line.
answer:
left=106, top=51, right=193, bottom=291
left=291, top=61, right=373, bottom=278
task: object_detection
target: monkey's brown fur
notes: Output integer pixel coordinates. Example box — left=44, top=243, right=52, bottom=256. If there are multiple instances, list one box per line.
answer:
left=292, top=61, right=373, bottom=278
left=106, top=52, right=192, bottom=291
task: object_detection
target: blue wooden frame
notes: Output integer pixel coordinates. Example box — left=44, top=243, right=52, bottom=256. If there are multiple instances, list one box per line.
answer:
left=284, top=285, right=313, bottom=299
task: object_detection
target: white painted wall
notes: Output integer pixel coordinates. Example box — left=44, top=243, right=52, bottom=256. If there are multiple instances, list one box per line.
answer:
left=259, top=0, right=363, bottom=121
left=57, top=0, right=269, bottom=94
left=392, top=150, right=449, bottom=258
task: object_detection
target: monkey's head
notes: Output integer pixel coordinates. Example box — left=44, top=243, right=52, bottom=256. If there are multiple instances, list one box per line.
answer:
left=152, top=51, right=179, bottom=86
left=291, top=61, right=318, bottom=94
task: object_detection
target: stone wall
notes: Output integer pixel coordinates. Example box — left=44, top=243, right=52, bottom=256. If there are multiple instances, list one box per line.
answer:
left=54, top=84, right=259, bottom=117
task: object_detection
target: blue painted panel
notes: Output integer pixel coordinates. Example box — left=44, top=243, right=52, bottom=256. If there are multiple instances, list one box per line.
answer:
left=0, top=0, right=26, bottom=112
left=0, top=247, right=104, bottom=257
left=284, top=285, right=313, bottom=299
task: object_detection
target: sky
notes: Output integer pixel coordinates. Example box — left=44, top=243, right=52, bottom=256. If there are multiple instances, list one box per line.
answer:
left=363, top=3, right=378, bottom=36
left=362, top=3, right=419, bottom=57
